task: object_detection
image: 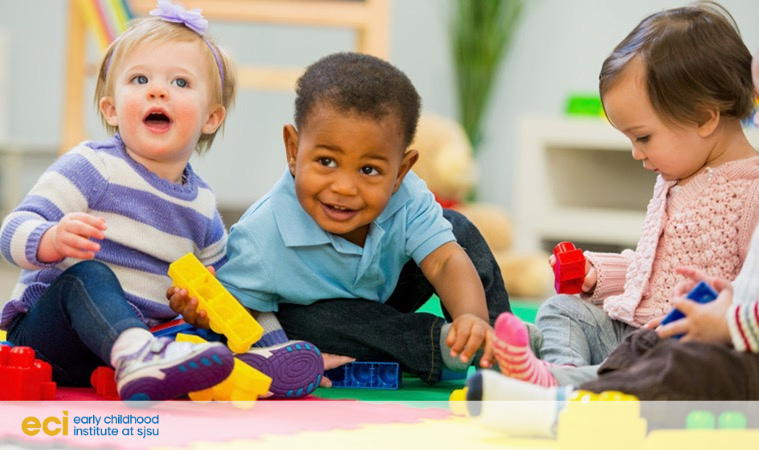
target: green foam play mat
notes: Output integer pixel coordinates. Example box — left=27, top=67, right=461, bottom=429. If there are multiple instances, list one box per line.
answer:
left=311, top=296, right=541, bottom=402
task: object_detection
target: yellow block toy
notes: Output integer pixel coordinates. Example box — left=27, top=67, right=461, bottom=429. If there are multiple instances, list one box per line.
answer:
left=176, top=333, right=272, bottom=408
left=169, top=253, right=263, bottom=353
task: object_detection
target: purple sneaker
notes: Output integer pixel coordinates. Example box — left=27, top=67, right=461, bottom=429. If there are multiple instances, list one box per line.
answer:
left=115, top=337, right=234, bottom=401
left=236, top=341, right=323, bottom=399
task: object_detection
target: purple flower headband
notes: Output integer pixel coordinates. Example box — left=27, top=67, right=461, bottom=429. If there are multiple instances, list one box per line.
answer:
left=150, top=0, right=225, bottom=89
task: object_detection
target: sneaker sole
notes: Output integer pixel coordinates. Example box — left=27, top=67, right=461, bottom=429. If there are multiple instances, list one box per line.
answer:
left=118, top=345, right=234, bottom=401
left=237, top=342, right=322, bottom=399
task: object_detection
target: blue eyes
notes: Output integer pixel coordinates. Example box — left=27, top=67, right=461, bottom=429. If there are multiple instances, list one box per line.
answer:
left=130, top=76, right=189, bottom=88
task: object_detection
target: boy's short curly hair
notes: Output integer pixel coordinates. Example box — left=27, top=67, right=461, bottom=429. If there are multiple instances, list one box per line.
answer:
left=294, top=52, right=421, bottom=148
left=599, top=1, right=753, bottom=125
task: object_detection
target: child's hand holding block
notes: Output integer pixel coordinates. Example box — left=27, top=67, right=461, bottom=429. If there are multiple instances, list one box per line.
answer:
left=168, top=253, right=263, bottom=353
left=553, top=242, right=586, bottom=295
left=659, top=280, right=718, bottom=339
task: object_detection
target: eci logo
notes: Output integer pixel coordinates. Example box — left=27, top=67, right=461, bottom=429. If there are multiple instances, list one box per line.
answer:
left=21, top=411, right=69, bottom=436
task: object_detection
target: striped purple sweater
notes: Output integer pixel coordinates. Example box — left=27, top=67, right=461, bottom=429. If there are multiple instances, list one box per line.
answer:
left=0, top=135, right=227, bottom=328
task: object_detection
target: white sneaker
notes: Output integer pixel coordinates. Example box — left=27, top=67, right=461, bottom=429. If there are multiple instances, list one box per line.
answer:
left=115, top=337, right=234, bottom=401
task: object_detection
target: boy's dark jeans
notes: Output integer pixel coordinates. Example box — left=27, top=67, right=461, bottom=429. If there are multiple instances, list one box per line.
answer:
left=276, top=209, right=511, bottom=384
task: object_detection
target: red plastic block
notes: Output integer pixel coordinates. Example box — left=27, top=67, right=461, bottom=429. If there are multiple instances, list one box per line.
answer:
left=91, top=366, right=120, bottom=400
left=553, top=241, right=586, bottom=295
left=0, top=344, right=57, bottom=400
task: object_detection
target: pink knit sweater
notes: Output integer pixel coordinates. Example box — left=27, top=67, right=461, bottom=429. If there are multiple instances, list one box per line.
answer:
left=584, top=157, right=759, bottom=327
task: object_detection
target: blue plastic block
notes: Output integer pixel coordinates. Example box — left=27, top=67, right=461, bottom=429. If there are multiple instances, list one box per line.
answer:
left=150, top=318, right=222, bottom=342
left=660, top=281, right=718, bottom=339
left=150, top=317, right=194, bottom=338
left=325, top=362, right=401, bottom=389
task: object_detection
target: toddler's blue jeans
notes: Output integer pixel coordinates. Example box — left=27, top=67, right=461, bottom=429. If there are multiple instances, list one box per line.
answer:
left=8, top=260, right=147, bottom=386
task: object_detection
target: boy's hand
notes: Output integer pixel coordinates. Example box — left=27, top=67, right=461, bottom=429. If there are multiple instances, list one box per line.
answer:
left=445, top=313, right=494, bottom=368
left=38, top=212, right=107, bottom=262
left=319, top=353, right=356, bottom=388
left=166, top=265, right=215, bottom=329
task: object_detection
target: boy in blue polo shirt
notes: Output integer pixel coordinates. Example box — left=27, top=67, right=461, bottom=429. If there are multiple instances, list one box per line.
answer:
left=187, top=52, right=511, bottom=384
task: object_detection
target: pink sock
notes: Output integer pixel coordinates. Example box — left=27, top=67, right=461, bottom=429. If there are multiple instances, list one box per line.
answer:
left=493, top=312, right=557, bottom=387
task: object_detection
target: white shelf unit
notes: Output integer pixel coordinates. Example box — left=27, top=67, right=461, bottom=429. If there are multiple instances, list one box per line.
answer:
left=516, top=116, right=657, bottom=253
left=515, top=116, right=759, bottom=253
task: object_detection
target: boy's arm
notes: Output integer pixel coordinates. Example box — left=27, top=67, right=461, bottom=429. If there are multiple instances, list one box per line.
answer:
left=419, top=241, right=493, bottom=366
left=420, top=241, right=488, bottom=321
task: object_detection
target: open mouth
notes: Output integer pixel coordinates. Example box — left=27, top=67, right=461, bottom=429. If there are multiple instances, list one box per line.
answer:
left=322, top=202, right=358, bottom=221
left=144, top=111, right=171, bottom=128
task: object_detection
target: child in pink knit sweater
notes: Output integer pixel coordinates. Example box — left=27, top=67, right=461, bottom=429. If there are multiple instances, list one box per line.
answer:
left=493, top=1, right=759, bottom=388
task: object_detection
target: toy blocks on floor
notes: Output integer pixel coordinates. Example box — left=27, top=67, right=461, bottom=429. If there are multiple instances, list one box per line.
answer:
left=557, top=390, right=646, bottom=450
left=0, top=344, right=57, bottom=400
left=90, top=366, right=119, bottom=400
left=553, top=241, right=586, bottom=294
left=168, top=253, right=263, bottom=353
left=324, top=361, right=401, bottom=389
left=176, top=333, right=272, bottom=408
left=449, top=387, right=468, bottom=416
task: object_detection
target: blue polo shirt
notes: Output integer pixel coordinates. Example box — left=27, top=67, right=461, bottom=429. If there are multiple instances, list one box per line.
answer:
left=216, top=168, right=455, bottom=312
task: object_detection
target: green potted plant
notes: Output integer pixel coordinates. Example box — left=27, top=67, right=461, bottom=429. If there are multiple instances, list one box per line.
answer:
left=449, top=0, right=525, bottom=151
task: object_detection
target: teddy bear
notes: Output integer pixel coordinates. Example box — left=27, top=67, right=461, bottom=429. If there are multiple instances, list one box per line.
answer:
left=411, top=113, right=552, bottom=298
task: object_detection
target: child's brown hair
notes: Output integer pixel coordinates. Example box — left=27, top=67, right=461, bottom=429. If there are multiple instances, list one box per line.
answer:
left=600, top=1, right=753, bottom=126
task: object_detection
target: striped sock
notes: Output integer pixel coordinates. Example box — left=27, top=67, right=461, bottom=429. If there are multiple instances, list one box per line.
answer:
left=493, top=312, right=557, bottom=387
left=251, top=311, right=289, bottom=347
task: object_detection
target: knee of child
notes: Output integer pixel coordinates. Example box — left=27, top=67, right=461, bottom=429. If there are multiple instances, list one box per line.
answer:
left=535, top=294, right=586, bottom=322
left=65, top=260, right=117, bottom=281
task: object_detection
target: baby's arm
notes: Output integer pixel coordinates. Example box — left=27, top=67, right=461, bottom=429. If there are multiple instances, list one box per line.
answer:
left=420, top=241, right=494, bottom=367
left=1, top=146, right=108, bottom=268
left=37, top=213, right=107, bottom=262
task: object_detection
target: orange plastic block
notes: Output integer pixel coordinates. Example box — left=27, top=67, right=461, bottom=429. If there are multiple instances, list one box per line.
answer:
left=0, top=344, right=57, bottom=400
left=90, top=366, right=120, bottom=400
left=176, top=333, right=272, bottom=408
left=553, top=241, right=586, bottom=294
left=168, top=253, right=263, bottom=353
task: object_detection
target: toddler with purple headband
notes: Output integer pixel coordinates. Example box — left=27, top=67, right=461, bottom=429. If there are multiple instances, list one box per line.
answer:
left=0, top=0, right=321, bottom=401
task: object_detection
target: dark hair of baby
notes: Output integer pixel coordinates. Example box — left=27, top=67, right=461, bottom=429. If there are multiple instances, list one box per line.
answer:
left=600, top=1, right=754, bottom=125
left=294, top=52, right=422, bottom=147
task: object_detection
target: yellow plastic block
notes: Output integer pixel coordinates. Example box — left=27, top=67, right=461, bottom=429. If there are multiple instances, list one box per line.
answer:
left=557, top=390, right=646, bottom=450
left=176, top=333, right=272, bottom=409
left=169, top=253, right=263, bottom=353
left=449, top=388, right=468, bottom=416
